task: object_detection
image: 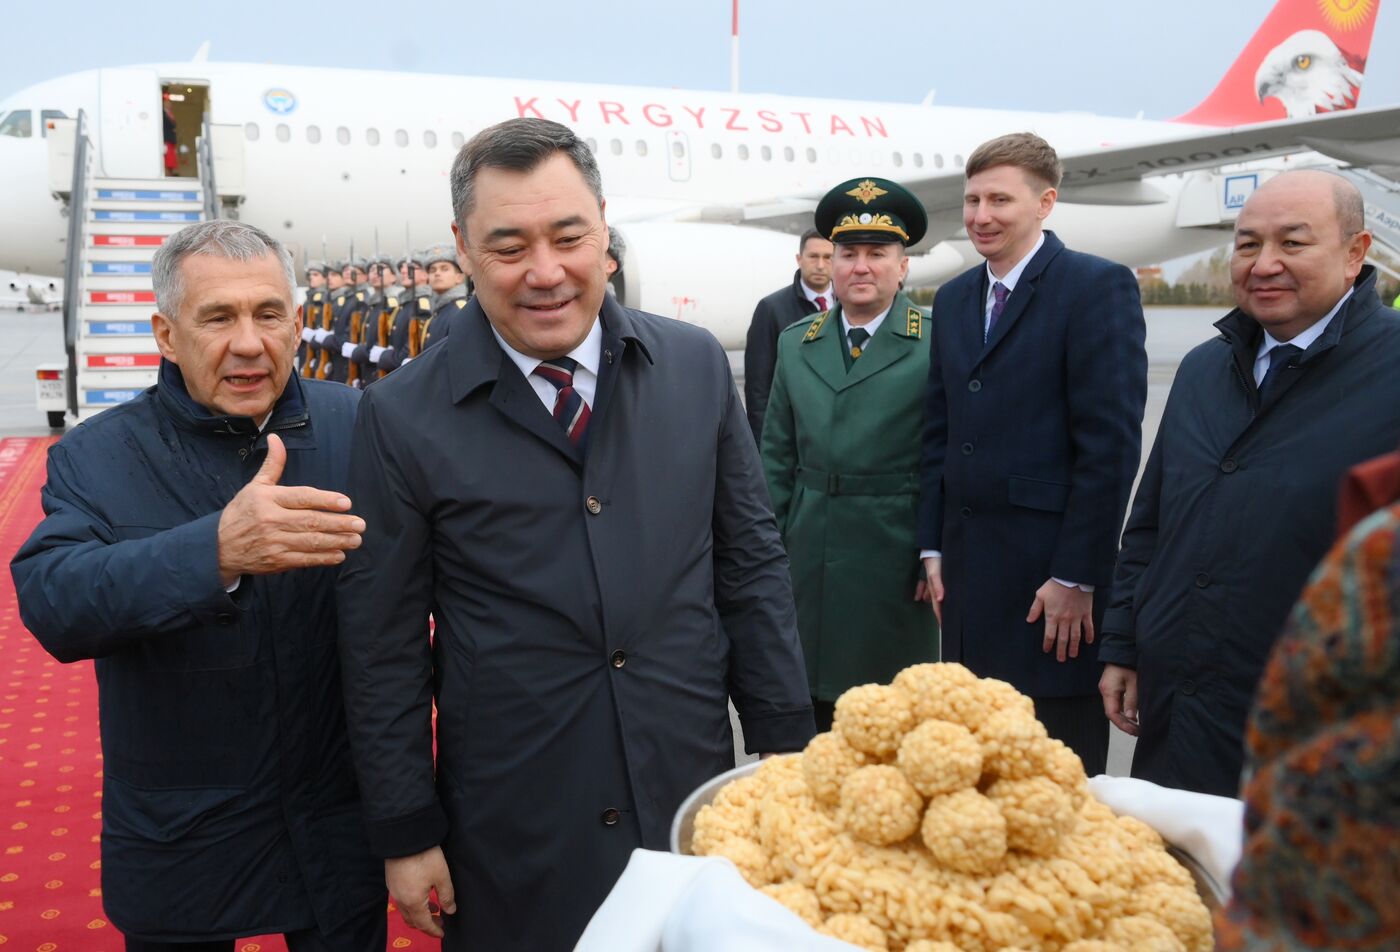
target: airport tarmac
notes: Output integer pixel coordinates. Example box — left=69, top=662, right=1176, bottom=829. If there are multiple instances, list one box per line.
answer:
left=0, top=303, right=1231, bottom=773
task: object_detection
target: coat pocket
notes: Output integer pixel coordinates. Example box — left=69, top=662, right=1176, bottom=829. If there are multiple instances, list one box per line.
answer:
left=102, top=775, right=247, bottom=844
left=1007, top=475, right=1070, bottom=513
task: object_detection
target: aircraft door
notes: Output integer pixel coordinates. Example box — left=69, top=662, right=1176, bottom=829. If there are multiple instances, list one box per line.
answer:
left=98, top=67, right=161, bottom=178
left=666, top=131, right=691, bottom=183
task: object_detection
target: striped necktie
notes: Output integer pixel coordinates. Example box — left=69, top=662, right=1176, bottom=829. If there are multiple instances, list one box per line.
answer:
left=533, top=357, right=591, bottom=448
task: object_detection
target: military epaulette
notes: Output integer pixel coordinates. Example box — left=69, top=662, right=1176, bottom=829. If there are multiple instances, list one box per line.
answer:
left=385, top=294, right=399, bottom=309
left=355, top=291, right=365, bottom=302
left=906, top=306, right=922, bottom=339
left=335, top=294, right=346, bottom=306
left=418, top=296, right=431, bottom=311
left=803, top=310, right=830, bottom=342
left=308, top=290, right=323, bottom=303
left=455, top=299, right=467, bottom=309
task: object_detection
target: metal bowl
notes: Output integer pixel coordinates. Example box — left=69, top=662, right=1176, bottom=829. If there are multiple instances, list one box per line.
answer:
left=669, top=759, right=1227, bottom=908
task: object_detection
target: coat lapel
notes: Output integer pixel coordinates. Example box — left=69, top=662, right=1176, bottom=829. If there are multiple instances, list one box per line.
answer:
left=980, top=231, right=1064, bottom=357
left=796, top=306, right=848, bottom=394
left=840, top=295, right=920, bottom=391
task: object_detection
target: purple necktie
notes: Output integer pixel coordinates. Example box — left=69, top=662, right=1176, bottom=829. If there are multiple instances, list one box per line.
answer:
left=986, top=281, right=1009, bottom=342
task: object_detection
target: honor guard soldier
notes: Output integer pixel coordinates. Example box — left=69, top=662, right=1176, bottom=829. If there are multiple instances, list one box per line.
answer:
left=310, top=260, right=348, bottom=380
left=761, top=176, right=939, bottom=731
left=345, top=255, right=398, bottom=386
left=374, top=250, right=429, bottom=376
left=415, top=243, right=468, bottom=353
left=297, top=259, right=329, bottom=375
left=317, top=257, right=369, bottom=383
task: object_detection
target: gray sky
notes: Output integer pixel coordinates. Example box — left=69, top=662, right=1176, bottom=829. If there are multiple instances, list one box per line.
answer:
left=3, top=0, right=1398, bottom=118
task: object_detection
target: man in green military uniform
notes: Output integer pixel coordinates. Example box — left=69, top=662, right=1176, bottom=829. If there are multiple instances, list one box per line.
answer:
left=762, top=176, right=937, bottom=729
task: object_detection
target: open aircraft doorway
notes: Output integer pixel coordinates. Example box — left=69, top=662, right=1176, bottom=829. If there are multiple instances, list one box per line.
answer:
left=159, top=81, right=208, bottom=178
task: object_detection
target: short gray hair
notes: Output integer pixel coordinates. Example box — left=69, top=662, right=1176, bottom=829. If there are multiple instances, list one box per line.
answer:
left=450, top=118, right=603, bottom=236
left=151, top=219, right=297, bottom=318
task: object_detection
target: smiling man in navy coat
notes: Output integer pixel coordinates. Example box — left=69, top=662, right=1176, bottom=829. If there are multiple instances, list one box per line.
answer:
left=337, top=118, right=814, bottom=951
left=917, top=132, right=1147, bottom=774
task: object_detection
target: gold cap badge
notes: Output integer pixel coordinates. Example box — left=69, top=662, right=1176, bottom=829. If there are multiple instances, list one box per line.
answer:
left=846, top=179, right=888, bottom=205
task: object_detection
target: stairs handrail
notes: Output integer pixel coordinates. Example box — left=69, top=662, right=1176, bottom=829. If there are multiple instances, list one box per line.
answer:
left=60, top=109, right=92, bottom=419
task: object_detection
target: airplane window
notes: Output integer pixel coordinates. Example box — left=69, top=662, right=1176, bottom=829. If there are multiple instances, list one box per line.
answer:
left=783, top=146, right=794, bottom=162
left=0, top=110, right=32, bottom=138
left=610, top=139, right=622, bottom=156
left=40, top=109, right=68, bottom=137
left=672, top=140, right=685, bottom=158
left=806, top=147, right=817, bottom=163
left=395, top=129, right=409, bottom=147
left=892, top=151, right=903, bottom=167
left=307, top=125, right=321, bottom=144
left=760, top=145, right=772, bottom=162
left=275, top=123, right=290, bottom=143
left=954, top=154, right=964, bottom=167
left=424, top=130, right=437, bottom=148
left=452, top=131, right=466, bottom=149
left=913, top=153, right=924, bottom=168
left=710, top=143, right=722, bottom=159
left=243, top=121, right=260, bottom=142
left=635, top=139, right=647, bottom=157
left=337, top=126, right=351, bottom=145
left=367, top=128, right=381, bottom=146
left=738, top=144, right=750, bottom=161
left=585, top=137, right=597, bottom=153
left=934, top=154, right=944, bottom=169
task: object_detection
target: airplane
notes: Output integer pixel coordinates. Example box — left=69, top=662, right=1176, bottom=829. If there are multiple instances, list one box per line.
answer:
left=0, top=0, right=1396, bottom=349
left=0, top=271, right=62, bottom=311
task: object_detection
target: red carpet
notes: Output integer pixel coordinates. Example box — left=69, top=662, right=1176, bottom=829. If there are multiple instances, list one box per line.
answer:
left=0, top=437, right=434, bottom=951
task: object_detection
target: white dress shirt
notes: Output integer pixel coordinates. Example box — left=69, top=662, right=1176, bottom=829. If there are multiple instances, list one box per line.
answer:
left=801, top=280, right=834, bottom=310
left=982, top=233, right=1045, bottom=339
left=923, top=232, right=1088, bottom=591
left=1251, top=287, right=1351, bottom=385
left=841, top=304, right=890, bottom=347
left=491, top=317, right=603, bottom=411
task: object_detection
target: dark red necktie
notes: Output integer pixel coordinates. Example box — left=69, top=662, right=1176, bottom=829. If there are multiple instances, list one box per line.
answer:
left=814, top=295, right=827, bottom=311
left=533, top=357, right=591, bottom=448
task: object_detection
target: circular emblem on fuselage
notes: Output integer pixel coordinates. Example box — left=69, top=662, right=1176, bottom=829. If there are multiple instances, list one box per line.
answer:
left=263, top=88, right=297, bottom=115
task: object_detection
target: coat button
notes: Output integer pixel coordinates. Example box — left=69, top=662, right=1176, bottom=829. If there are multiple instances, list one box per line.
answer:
left=968, top=380, right=982, bottom=392
left=1220, top=459, right=1237, bottom=474
left=961, top=442, right=974, bottom=456
left=214, top=612, right=235, bottom=626
left=1194, top=573, right=1211, bottom=588
left=610, top=649, right=626, bottom=669
left=601, top=808, right=620, bottom=827
left=1181, top=680, right=1197, bottom=696
left=586, top=496, right=602, bottom=515
left=960, top=506, right=972, bottom=519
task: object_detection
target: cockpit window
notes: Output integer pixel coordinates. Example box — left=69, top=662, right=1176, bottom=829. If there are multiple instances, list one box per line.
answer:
left=40, top=110, right=68, bottom=136
left=0, top=110, right=33, bottom=138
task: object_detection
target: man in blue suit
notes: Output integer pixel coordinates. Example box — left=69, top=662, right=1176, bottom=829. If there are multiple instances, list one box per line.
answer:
left=916, top=132, right=1147, bottom=774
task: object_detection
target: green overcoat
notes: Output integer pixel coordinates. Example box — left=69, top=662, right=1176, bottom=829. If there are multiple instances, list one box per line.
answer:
left=761, top=293, right=939, bottom=700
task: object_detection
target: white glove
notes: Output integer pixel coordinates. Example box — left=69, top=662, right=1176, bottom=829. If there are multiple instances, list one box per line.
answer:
left=370, top=346, right=387, bottom=362
left=341, top=342, right=357, bottom=359
left=402, top=356, right=413, bottom=365
left=300, top=327, right=314, bottom=342
left=313, top=329, right=332, bottom=344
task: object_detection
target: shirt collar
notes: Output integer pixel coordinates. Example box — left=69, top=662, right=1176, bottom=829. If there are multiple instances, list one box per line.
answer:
left=800, top=280, right=831, bottom=305
left=491, top=316, right=603, bottom=380
left=1257, top=287, right=1353, bottom=360
left=842, top=304, right=892, bottom=340
left=985, top=232, right=1045, bottom=292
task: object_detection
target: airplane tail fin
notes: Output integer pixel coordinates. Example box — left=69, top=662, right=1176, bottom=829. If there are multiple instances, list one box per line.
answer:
left=1173, top=0, right=1379, bottom=125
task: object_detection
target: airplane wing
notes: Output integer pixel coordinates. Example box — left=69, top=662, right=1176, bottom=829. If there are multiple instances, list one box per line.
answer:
left=707, top=104, right=1400, bottom=250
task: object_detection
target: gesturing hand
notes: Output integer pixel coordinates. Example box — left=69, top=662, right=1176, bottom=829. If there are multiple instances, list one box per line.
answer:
left=216, top=433, right=364, bottom=585
left=386, top=847, right=457, bottom=938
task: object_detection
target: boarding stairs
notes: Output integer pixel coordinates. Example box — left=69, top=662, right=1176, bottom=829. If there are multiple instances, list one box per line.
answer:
left=1336, top=167, right=1400, bottom=280
left=72, top=180, right=204, bottom=417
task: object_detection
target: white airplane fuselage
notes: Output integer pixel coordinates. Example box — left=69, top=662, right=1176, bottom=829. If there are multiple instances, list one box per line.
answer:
left=0, top=63, right=1232, bottom=346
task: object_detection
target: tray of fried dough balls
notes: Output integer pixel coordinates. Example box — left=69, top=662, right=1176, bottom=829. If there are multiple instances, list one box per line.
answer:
left=672, top=663, right=1218, bottom=952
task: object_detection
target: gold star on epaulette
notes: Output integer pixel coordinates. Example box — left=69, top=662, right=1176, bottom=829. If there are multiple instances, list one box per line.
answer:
left=906, top=307, right=922, bottom=338
left=846, top=179, right=888, bottom=205
left=803, top=311, right=829, bottom=341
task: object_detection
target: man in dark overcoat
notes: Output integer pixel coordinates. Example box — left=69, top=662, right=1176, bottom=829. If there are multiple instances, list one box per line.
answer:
left=336, top=118, right=814, bottom=952
left=744, top=228, right=834, bottom=442
left=11, top=220, right=385, bottom=949
left=1099, top=169, right=1400, bottom=796
left=916, top=133, right=1148, bottom=775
